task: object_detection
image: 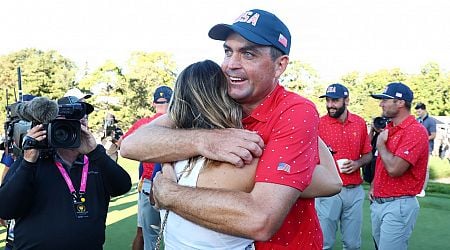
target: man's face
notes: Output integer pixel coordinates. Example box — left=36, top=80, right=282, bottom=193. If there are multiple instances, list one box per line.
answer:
left=416, top=108, right=425, bottom=117
left=326, top=97, right=347, bottom=118
left=379, top=98, right=400, bottom=118
left=153, top=98, right=169, bottom=113
left=221, top=33, right=284, bottom=110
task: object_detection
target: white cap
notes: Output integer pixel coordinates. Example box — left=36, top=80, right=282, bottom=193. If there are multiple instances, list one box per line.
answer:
left=64, top=88, right=92, bottom=100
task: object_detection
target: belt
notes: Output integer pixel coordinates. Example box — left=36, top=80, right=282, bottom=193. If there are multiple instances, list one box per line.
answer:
left=343, top=184, right=359, bottom=189
left=373, top=196, right=414, bottom=204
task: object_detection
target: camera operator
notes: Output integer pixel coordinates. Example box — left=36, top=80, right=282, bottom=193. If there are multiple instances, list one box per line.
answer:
left=0, top=96, right=131, bottom=250
left=363, top=116, right=389, bottom=184
left=101, top=113, right=123, bottom=162
left=369, top=82, right=428, bottom=249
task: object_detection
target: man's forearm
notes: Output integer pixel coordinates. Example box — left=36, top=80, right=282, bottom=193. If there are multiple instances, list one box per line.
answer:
left=377, top=144, right=395, bottom=171
left=301, top=164, right=342, bottom=198
left=377, top=144, right=410, bottom=177
left=120, top=124, right=200, bottom=163
left=155, top=180, right=297, bottom=241
left=356, top=153, right=372, bottom=168
left=163, top=185, right=264, bottom=239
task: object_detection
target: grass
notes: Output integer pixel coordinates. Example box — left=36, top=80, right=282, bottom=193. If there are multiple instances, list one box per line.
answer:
left=429, top=156, right=450, bottom=180
left=333, top=188, right=450, bottom=250
left=1, top=156, right=450, bottom=249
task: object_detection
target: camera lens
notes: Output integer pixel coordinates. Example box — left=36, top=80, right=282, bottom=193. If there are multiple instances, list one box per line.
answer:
left=373, top=117, right=388, bottom=129
left=48, top=120, right=81, bottom=148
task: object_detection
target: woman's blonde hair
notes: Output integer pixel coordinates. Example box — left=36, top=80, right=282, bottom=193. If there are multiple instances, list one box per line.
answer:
left=169, top=60, right=242, bottom=129
left=169, top=60, right=242, bottom=171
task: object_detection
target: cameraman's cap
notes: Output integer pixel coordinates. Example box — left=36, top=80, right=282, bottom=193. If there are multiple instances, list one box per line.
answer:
left=153, top=86, right=173, bottom=104
left=58, top=96, right=94, bottom=115
left=208, top=9, right=291, bottom=55
left=64, top=88, right=92, bottom=100
left=319, top=83, right=349, bottom=99
left=371, top=82, right=413, bottom=103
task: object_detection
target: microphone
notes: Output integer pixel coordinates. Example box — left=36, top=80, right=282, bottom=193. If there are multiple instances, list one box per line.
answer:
left=29, top=97, right=59, bottom=124
left=13, top=97, right=59, bottom=124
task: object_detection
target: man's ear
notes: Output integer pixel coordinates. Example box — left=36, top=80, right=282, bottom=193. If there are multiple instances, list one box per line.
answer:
left=274, top=55, right=289, bottom=79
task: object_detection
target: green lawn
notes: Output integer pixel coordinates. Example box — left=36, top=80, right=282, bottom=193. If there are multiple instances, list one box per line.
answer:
left=1, top=156, right=450, bottom=249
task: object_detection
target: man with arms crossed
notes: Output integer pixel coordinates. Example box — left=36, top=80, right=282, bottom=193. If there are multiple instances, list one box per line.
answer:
left=370, top=82, right=428, bottom=249
left=316, top=83, right=372, bottom=249
left=122, top=9, right=341, bottom=249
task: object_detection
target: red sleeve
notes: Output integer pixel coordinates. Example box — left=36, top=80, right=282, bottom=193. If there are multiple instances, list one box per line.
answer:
left=255, top=103, right=319, bottom=191
left=394, top=124, right=428, bottom=165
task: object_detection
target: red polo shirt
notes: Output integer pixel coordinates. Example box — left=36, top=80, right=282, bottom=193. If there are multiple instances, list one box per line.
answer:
left=319, top=111, right=372, bottom=186
left=373, top=115, right=428, bottom=197
left=246, top=85, right=322, bottom=249
left=122, top=113, right=164, bottom=179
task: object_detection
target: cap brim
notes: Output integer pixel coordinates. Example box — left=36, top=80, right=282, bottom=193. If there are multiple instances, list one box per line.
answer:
left=319, top=94, right=345, bottom=99
left=371, top=94, right=394, bottom=100
left=82, top=94, right=92, bottom=100
left=83, top=103, right=94, bottom=115
left=208, top=24, right=272, bottom=46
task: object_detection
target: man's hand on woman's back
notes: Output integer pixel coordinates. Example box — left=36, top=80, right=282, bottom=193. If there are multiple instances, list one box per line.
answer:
left=196, top=128, right=264, bottom=168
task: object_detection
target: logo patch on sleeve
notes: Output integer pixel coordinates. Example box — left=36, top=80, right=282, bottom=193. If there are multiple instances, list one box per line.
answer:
left=277, top=162, right=291, bottom=173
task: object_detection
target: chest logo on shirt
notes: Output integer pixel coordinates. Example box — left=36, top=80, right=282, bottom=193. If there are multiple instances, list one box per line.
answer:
left=404, top=150, right=410, bottom=155
left=277, top=162, right=291, bottom=173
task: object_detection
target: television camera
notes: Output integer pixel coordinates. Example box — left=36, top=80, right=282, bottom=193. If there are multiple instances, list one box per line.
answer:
left=5, top=96, right=90, bottom=153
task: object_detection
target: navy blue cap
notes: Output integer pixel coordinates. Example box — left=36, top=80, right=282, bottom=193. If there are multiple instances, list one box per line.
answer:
left=153, top=86, right=173, bottom=104
left=208, top=9, right=291, bottom=55
left=371, top=82, right=413, bottom=103
left=319, top=83, right=349, bottom=99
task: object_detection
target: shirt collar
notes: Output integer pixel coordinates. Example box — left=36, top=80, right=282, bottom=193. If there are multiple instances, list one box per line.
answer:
left=54, top=153, right=84, bottom=169
left=387, top=115, right=416, bottom=130
left=243, top=84, right=284, bottom=123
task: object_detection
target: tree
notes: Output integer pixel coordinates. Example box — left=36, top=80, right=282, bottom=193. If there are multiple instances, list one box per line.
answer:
left=281, top=60, right=327, bottom=113
left=120, top=51, right=176, bottom=128
left=341, top=68, right=408, bottom=121
left=0, top=49, right=77, bottom=126
left=77, top=60, right=127, bottom=135
left=409, top=62, right=450, bottom=116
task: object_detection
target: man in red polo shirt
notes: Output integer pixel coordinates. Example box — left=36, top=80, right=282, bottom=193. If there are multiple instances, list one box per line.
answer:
left=316, top=83, right=372, bottom=249
left=121, top=9, right=343, bottom=249
left=370, top=82, right=428, bottom=249
left=120, top=86, right=172, bottom=250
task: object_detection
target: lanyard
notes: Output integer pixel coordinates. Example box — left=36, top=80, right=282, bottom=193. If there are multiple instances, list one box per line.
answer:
left=55, top=155, right=89, bottom=197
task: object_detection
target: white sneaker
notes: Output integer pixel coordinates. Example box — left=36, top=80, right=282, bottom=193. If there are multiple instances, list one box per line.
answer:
left=416, top=190, right=426, bottom=197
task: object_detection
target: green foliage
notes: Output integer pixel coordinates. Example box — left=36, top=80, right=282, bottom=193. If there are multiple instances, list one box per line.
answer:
left=341, top=68, right=408, bottom=121
left=0, top=49, right=77, bottom=125
left=408, top=62, right=450, bottom=116
left=120, top=51, right=176, bottom=128
left=281, top=61, right=327, bottom=114
left=78, top=60, right=128, bottom=134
